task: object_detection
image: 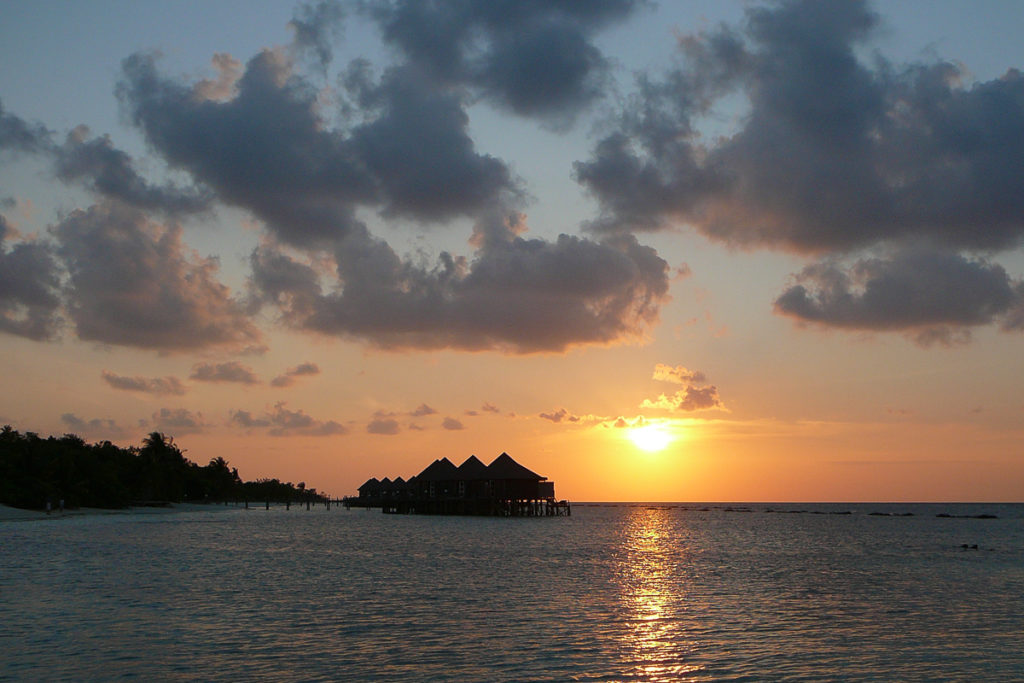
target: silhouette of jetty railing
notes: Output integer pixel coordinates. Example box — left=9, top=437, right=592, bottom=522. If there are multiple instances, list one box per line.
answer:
left=345, top=452, right=570, bottom=517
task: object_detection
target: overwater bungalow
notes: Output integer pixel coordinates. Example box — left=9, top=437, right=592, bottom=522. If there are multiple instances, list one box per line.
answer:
left=349, top=452, right=569, bottom=517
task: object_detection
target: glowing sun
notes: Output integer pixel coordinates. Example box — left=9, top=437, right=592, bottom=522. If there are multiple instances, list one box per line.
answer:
left=629, top=424, right=673, bottom=452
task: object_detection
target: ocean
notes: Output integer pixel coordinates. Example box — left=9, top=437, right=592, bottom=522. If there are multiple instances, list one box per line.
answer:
left=2, top=503, right=1022, bottom=681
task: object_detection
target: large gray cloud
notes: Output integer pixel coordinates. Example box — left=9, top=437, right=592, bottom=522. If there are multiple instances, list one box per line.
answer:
left=53, top=202, right=261, bottom=351
left=247, top=211, right=670, bottom=352
left=574, top=0, right=1024, bottom=253
left=55, top=126, right=212, bottom=215
left=0, top=214, right=63, bottom=340
left=117, top=50, right=518, bottom=247
left=363, top=0, right=643, bottom=124
left=774, top=246, right=1024, bottom=344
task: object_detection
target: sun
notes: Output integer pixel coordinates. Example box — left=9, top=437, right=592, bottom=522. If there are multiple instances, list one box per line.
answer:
left=629, top=423, right=673, bottom=452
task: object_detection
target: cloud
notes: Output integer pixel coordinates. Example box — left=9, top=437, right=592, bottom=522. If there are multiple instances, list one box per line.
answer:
left=53, top=202, right=261, bottom=351
left=441, top=416, right=464, bottom=430
left=152, top=407, right=206, bottom=434
left=641, top=385, right=725, bottom=412
left=344, top=63, right=520, bottom=221
left=230, top=402, right=347, bottom=436
left=249, top=213, right=670, bottom=353
left=410, top=403, right=437, bottom=417
left=54, top=126, right=211, bottom=214
left=480, top=402, right=501, bottom=414
left=190, top=361, right=260, bottom=384
left=110, top=27, right=674, bottom=355
left=652, top=363, right=706, bottom=385
left=538, top=408, right=581, bottom=423
left=60, top=413, right=127, bottom=438
left=101, top=370, right=186, bottom=396
left=774, top=246, right=1024, bottom=344
left=574, top=0, right=1024, bottom=254
left=363, top=0, right=644, bottom=125
left=118, top=50, right=518, bottom=247
left=270, top=361, right=320, bottom=387
left=0, top=214, right=62, bottom=340
left=288, top=0, right=345, bottom=70
left=367, top=416, right=400, bottom=435
left=0, top=98, right=52, bottom=155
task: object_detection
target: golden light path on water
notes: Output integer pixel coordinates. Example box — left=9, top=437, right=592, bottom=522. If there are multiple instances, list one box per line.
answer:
left=616, top=507, right=703, bottom=681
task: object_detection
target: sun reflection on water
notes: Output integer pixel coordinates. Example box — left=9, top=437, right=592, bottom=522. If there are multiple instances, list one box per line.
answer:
left=615, top=506, right=704, bottom=681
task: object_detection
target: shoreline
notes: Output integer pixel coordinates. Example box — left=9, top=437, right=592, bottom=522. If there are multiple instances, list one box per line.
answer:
left=0, top=502, right=237, bottom=523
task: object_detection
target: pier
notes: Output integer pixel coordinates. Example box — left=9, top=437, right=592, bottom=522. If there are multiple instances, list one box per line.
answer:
left=348, top=452, right=570, bottom=517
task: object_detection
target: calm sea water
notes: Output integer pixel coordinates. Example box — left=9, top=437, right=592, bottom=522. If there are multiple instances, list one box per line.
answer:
left=2, top=503, right=1022, bottom=681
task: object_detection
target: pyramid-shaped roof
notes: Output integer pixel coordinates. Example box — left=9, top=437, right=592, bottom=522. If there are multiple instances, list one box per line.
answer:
left=485, top=452, right=544, bottom=480
left=455, top=454, right=489, bottom=480
left=416, top=457, right=458, bottom=481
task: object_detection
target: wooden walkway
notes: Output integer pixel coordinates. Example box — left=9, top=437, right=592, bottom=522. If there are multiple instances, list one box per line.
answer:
left=345, top=496, right=570, bottom=517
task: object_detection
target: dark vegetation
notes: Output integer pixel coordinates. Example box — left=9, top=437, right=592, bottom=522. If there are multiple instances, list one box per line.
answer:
left=0, top=426, right=326, bottom=510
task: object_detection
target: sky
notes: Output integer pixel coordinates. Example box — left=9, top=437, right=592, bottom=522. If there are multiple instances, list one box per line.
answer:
left=2, top=0, right=1023, bottom=502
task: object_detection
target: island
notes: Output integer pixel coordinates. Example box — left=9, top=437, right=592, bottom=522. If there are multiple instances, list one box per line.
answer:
left=0, top=426, right=327, bottom=511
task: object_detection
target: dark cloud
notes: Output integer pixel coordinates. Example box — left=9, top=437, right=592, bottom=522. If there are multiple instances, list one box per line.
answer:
left=575, top=0, right=1024, bottom=253
left=367, top=416, right=400, bottom=435
left=289, top=0, right=345, bottom=70
left=110, top=23, right=675, bottom=355
left=441, top=416, right=464, bottom=430
left=55, top=126, right=211, bottom=214
left=652, top=363, right=706, bottom=385
left=480, top=402, right=501, bottom=414
left=0, top=214, right=62, bottom=340
left=249, top=212, right=670, bottom=352
left=345, top=64, right=519, bottom=220
left=118, top=51, right=517, bottom=247
left=641, top=385, right=724, bottom=412
left=0, top=99, right=52, bottom=155
left=152, top=407, right=206, bottom=434
left=538, top=408, right=580, bottom=423
left=364, top=0, right=644, bottom=124
left=774, top=246, right=1024, bottom=344
left=190, top=361, right=260, bottom=384
left=60, top=413, right=126, bottom=438
left=53, top=202, right=261, bottom=351
left=101, top=371, right=186, bottom=396
left=228, top=410, right=270, bottom=428
left=410, top=403, right=436, bottom=417
left=270, top=361, right=320, bottom=387
left=230, top=402, right=347, bottom=436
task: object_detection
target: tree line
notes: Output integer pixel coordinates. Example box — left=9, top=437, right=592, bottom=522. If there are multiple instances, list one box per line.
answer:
left=0, top=426, right=326, bottom=510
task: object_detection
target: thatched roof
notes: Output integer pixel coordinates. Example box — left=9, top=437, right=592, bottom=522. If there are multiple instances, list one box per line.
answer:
left=486, top=452, right=545, bottom=480
left=416, top=457, right=458, bottom=481
left=455, top=454, right=489, bottom=480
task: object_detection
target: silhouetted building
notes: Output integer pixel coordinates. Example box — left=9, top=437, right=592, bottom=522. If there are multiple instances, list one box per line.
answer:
left=347, top=452, right=569, bottom=516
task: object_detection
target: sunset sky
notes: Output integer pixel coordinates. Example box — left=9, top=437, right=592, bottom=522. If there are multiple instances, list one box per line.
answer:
left=2, top=0, right=1023, bottom=502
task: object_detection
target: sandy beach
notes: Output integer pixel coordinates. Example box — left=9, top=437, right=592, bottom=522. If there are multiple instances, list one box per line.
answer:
left=0, top=502, right=235, bottom=522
